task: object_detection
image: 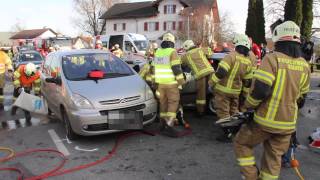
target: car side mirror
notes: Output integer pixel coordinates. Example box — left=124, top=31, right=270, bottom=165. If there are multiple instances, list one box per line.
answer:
left=45, top=77, right=62, bottom=85
left=133, top=65, right=140, bottom=73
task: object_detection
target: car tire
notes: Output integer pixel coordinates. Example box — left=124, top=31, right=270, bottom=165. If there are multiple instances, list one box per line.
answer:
left=61, top=109, right=79, bottom=140
left=207, top=94, right=217, bottom=115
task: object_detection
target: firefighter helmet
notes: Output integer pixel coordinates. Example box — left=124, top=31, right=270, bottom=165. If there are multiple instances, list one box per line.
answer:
left=25, top=63, right=37, bottom=76
left=96, top=40, right=102, bottom=45
left=151, top=42, right=158, bottom=49
left=183, top=40, right=195, bottom=50
left=233, top=34, right=251, bottom=49
left=272, top=21, right=300, bottom=43
left=163, top=33, right=175, bottom=43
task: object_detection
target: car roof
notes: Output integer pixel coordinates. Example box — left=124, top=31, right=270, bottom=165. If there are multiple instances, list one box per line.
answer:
left=50, top=49, right=111, bottom=57
left=211, top=53, right=227, bottom=59
left=19, top=50, right=41, bottom=54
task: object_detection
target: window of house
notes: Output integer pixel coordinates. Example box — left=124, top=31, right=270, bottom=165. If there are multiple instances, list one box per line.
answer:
left=144, top=22, right=159, bottom=31
left=114, top=23, right=126, bottom=32
left=165, top=21, right=176, bottom=31
left=164, top=5, right=176, bottom=14
left=114, top=24, right=117, bottom=31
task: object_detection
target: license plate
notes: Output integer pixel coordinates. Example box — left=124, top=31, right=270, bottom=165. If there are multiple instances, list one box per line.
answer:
left=108, top=110, right=143, bottom=130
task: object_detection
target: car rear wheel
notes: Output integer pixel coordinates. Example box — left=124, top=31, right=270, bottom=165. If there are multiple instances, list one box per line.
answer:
left=61, top=109, right=79, bottom=140
left=207, top=94, right=217, bottom=115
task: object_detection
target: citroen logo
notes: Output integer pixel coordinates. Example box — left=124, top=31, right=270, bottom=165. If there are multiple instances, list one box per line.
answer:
left=119, top=99, right=127, bottom=104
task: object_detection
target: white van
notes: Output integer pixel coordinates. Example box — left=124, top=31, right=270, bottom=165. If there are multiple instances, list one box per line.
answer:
left=95, top=33, right=149, bottom=65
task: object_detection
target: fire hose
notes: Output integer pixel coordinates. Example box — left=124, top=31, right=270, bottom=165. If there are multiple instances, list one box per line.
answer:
left=0, top=129, right=192, bottom=180
left=0, top=147, right=15, bottom=163
left=290, top=148, right=305, bottom=180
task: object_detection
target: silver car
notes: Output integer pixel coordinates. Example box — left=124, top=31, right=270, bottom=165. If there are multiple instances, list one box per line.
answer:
left=41, top=49, right=157, bottom=139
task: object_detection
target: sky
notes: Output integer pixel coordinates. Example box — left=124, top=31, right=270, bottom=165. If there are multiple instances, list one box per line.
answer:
left=0, top=0, right=249, bottom=36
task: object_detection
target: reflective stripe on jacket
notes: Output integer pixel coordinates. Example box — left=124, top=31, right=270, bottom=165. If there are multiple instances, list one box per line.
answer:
left=154, top=48, right=182, bottom=85
left=212, top=52, right=254, bottom=95
left=246, top=52, right=311, bottom=132
left=181, top=47, right=214, bottom=80
left=0, top=51, right=13, bottom=74
left=13, top=65, right=41, bottom=90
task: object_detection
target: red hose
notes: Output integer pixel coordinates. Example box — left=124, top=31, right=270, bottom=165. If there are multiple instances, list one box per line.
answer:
left=0, top=129, right=192, bottom=180
left=0, top=167, right=23, bottom=180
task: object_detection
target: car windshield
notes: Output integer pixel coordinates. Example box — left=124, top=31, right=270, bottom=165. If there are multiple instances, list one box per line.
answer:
left=20, top=53, right=43, bottom=62
left=134, top=41, right=148, bottom=51
left=62, top=53, right=134, bottom=81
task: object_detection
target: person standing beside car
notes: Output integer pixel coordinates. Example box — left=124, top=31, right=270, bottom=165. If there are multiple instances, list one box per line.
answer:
left=0, top=48, right=13, bottom=110
left=11, top=63, right=41, bottom=121
left=233, top=21, right=310, bottom=180
left=181, top=40, right=214, bottom=116
left=208, top=34, right=254, bottom=142
left=112, top=44, right=123, bottom=58
left=154, top=33, right=185, bottom=137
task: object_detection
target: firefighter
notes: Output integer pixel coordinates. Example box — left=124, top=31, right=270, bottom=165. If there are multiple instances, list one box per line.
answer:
left=181, top=40, right=214, bottom=116
left=233, top=21, right=310, bottom=180
left=112, top=44, right=123, bottom=58
left=139, top=43, right=158, bottom=88
left=11, top=63, right=41, bottom=121
left=0, top=48, right=13, bottom=109
left=208, top=34, right=254, bottom=141
left=154, top=33, right=185, bottom=137
left=146, top=42, right=158, bottom=60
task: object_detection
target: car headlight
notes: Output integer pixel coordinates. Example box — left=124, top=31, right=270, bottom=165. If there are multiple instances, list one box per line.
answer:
left=71, top=93, right=94, bottom=109
left=145, top=85, right=154, bottom=100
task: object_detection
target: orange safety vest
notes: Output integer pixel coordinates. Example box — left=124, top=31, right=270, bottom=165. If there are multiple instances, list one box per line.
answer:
left=16, top=65, right=40, bottom=87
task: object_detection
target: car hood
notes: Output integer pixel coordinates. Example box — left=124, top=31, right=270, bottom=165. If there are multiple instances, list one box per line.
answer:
left=66, top=75, right=147, bottom=109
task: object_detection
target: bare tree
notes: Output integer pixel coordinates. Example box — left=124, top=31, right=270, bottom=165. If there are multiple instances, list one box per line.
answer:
left=177, top=6, right=217, bottom=47
left=73, top=0, right=127, bottom=36
left=265, top=0, right=320, bottom=23
left=214, top=11, right=235, bottom=44
left=10, top=20, right=26, bottom=32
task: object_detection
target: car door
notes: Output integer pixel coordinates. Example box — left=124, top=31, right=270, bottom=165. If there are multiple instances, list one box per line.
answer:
left=41, top=54, right=53, bottom=102
left=48, top=55, right=63, bottom=113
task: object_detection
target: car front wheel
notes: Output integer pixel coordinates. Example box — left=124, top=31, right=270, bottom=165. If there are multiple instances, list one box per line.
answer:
left=61, top=109, right=79, bottom=140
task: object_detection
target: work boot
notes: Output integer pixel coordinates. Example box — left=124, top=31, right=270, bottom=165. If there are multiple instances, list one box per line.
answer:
left=24, top=111, right=31, bottom=122
left=160, top=123, right=178, bottom=138
left=159, top=119, right=166, bottom=131
left=216, top=133, right=232, bottom=143
left=11, top=106, right=18, bottom=116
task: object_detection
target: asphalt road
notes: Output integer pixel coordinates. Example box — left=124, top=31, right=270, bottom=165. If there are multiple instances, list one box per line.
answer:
left=1, top=76, right=320, bottom=180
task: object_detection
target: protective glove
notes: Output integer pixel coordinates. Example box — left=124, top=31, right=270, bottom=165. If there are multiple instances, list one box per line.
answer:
left=177, top=78, right=186, bottom=87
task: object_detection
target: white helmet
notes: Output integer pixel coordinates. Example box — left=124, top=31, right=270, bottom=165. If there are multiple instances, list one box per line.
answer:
left=163, top=33, right=175, bottom=43
left=272, top=21, right=300, bottom=43
left=114, top=44, right=120, bottom=49
left=183, top=40, right=195, bottom=50
left=54, top=44, right=60, bottom=50
left=96, top=40, right=102, bottom=45
left=151, top=42, right=158, bottom=49
left=233, top=34, right=251, bottom=49
left=25, top=63, right=37, bottom=76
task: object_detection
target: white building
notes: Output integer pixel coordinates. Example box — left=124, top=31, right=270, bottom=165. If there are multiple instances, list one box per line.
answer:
left=10, top=28, right=57, bottom=46
left=100, top=0, right=220, bottom=45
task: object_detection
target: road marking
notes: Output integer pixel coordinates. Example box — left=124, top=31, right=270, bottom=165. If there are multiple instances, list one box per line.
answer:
left=75, top=146, right=99, bottom=152
left=48, top=129, right=70, bottom=156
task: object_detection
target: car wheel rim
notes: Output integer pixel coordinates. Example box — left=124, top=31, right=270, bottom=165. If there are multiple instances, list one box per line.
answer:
left=209, top=99, right=216, bottom=113
left=63, top=113, right=71, bottom=136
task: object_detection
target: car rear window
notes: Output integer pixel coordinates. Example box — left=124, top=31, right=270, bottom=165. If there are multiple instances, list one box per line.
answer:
left=62, top=53, right=134, bottom=81
left=21, top=53, right=43, bottom=62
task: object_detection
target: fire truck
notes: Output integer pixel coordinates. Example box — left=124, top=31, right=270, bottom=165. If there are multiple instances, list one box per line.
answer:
left=33, top=36, right=72, bottom=56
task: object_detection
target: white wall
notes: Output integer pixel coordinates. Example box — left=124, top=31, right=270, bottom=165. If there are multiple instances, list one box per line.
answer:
left=39, top=30, right=57, bottom=39
left=105, top=0, right=185, bottom=42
